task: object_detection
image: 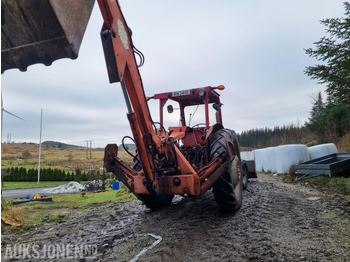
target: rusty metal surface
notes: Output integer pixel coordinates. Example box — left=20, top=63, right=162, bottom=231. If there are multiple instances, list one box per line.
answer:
left=1, top=0, right=95, bottom=73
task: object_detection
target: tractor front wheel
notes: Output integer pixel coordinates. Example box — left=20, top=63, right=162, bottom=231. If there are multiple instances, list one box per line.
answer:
left=210, top=129, right=243, bottom=213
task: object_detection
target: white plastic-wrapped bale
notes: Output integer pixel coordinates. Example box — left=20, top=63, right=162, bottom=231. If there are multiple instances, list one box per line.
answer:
left=253, top=148, right=264, bottom=172
left=308, top=143, right=338, bottom=160
left=241, top=151, right=255, bottom=161
left=262, top=147, right=276, bottom=173
left=275, top=144, right=310, bottom=174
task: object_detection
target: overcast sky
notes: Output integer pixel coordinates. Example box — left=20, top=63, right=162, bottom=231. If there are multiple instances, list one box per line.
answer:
left=1, top=0, right=346, bottom=148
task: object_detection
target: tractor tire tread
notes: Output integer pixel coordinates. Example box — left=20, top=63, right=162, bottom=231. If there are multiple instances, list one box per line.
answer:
left=210, top=128, right=242, bottom=213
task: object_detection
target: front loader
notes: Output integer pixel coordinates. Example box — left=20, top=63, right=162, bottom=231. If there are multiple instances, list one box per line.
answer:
left=2, top=0, right=244, bottom=212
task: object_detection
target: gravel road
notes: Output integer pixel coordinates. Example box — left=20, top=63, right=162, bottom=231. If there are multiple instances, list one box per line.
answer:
left=2, top=174, right=349, bottom=261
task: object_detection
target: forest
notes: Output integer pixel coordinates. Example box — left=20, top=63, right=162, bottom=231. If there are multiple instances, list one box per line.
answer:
left=237, top=124, right=315, bottom=149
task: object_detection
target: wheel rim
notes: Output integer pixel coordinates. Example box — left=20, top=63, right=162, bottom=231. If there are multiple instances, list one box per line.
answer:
left=230, top=156, right=242, bottom=199
left=242, top=166, right=248, bottom=187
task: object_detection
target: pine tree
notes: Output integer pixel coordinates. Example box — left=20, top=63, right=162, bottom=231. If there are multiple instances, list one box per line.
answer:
left=305, top=2, right=350, bottom=105
left=309, top=92, right=325, bottom=120
left=305, top=2, right=350, bottom=142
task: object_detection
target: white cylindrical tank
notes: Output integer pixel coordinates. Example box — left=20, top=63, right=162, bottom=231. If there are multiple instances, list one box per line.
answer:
left=241, top=151, right=255, bottom=161
left=253, top=148, right=264, bottom=172
left=308, top=143, right=338, bottom=160
left=262, top=147, right=276, bottom=173
left=275, top=144, right=310, bottom=174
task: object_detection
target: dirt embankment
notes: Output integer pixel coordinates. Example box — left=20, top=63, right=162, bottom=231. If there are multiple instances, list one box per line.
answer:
left=2, top=174, right=349, bottom=261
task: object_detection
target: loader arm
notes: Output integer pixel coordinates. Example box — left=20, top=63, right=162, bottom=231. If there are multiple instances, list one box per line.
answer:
left=97, top=0, right=161, bottom=187
left=97, top=0, right=157, bottom=142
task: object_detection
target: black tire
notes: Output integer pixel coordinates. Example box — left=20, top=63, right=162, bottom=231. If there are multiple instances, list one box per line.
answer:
left=210, top=129, right=243, bottom=213
left=242, top=164, right=249, bottom=190
left=133, top=155, right=174, bottom=210
left=135, top=194, right=174, bottom=210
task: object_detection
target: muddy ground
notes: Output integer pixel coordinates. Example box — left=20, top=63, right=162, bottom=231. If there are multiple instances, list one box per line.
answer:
left=2, top=174, right=349, bottom=261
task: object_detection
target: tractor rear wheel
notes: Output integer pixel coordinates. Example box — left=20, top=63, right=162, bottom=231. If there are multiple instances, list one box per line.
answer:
left=210, top=129, right=243, bottom=213
left=133, top=155, right=174, bottom=210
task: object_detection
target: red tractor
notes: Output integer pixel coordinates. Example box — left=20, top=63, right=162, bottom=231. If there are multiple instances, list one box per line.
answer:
left=100, top=1, right=245, bottom=212
left=2, top=0, right=245, bottom=212
left=104, top=82, right=244, bottom=212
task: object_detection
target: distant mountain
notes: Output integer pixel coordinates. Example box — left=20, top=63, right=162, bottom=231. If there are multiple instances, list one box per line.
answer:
left=42, top=141, right=82, bottom=149
left=118, top=143, right=136, bottom=150
left=41, top=141, right=136, bottom=150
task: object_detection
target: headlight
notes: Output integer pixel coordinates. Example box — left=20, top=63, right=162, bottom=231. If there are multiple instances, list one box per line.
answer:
left=198, top=88, right=207, bottom=97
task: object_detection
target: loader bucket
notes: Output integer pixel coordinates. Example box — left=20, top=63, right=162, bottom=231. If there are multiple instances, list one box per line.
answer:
left=1, top=0, right=95, bottom=73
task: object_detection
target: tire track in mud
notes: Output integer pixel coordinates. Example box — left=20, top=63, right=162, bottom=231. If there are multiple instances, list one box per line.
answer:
left=2, top=174, right=349, bottom=261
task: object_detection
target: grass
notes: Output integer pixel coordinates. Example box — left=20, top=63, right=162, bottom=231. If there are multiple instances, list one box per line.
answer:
left=50, top=186, right=134, bottom=207
left=44, top=214, right=69, bottom=223
left=1, top=186, right=135, bottom=230
left=337, top=132, right=350, bottom=152
left=281, top=172, right=350, bottom=195
left=305, top=176, right=350, bottom=195
left=1, top=206, right=33, bottom=226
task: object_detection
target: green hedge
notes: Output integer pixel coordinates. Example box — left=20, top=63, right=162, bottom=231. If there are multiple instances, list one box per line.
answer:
left=1, top=167, right=92, bottom=182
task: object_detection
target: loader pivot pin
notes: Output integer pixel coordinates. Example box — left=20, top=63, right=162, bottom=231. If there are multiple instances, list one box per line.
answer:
left=173, top=178, right=181, bottom=186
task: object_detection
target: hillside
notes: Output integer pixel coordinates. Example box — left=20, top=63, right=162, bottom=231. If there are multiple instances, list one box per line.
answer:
left=42, top=141, right=83, bottom=149
left=1, top=142, right=134, bottom=173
